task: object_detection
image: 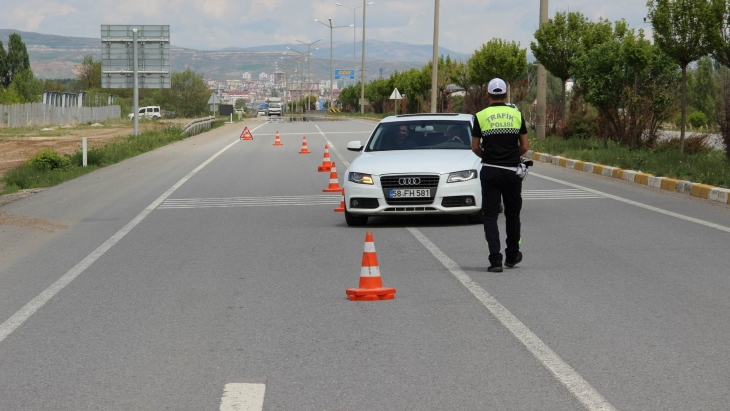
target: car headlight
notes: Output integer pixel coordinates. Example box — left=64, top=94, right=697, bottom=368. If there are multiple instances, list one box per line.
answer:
left=447, top=169, right=477, bottom=183
left=348, top=172, right=374, bottom=185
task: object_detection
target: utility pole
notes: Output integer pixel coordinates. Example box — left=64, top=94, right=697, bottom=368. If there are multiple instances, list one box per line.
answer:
left=430, top=0, right=440, bottom=113
left=132, top=28, right=139, bottom=136
left=360, top=0, right=367, bottom=114
left=536, top=0, right=548, bottom=139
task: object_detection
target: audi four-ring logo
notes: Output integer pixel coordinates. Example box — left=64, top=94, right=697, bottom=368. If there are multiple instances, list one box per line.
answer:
left=398, top=177, right=421, bottom=186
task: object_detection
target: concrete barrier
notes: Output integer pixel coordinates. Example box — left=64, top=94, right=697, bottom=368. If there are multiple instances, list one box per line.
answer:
left=709, top=188, right=730, bottom=203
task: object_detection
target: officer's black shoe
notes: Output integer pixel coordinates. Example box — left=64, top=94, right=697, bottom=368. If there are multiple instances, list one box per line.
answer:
left=487, top=254, right=503, bottom=272
left=505, top=252, right=523, bottom=268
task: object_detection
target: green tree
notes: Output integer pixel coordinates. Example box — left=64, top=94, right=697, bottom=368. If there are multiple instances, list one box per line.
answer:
left=3, top=33, right=31, bottom=88
left=0, top=41, right=7, bottom=89
left=469, top=39, right=526, bottom=104
left=530, top=11, right=590, bottom=119
left=647, top=0, right=714, bottom=153
left=155, top=69, right=209, bottom=118
left=338, top=83, right=360, bottom=111
left=0, top=85, right=22, bottom=104
left=364, top=78, right=393, bottom=113
left=74, top=55, right=102, bottom=91
left=42, top=79, right=66, bottom=93
left=708, top=0, right=730, bottom=159
left=9, top=69, right=42, bottom=102
left=574, top=23, right=678, bottom=148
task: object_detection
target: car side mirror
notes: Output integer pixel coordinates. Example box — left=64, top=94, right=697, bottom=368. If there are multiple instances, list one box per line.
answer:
left=347, top=141, right=363, bottom=152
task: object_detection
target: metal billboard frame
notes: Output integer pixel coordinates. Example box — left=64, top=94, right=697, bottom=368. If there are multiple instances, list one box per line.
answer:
left=101, top=24, right=170, bottom=135
left=101, top=25, right=170, bottom=89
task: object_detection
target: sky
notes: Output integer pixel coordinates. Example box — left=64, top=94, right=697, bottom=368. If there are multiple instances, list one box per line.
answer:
left=0, top=0, right=653, bottom=54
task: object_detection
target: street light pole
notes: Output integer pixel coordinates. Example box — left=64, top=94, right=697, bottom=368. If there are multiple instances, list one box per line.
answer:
left=296, top=38, right=323, bottom=109
left=336, top=2, right=374, bottom=88
left=430, top=0, right=440, bottom=113
left=536, top=0, right=548, bottom=139
left=360, top=0, right=368, bottom=113
left=315, top=18, right=353, bottom=110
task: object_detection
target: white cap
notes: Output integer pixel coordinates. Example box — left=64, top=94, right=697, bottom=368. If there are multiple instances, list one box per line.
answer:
left=488, top=78, right=507, bottom=95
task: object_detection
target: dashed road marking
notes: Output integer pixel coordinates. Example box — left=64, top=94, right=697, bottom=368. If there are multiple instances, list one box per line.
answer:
left=523, top=189, right=603, bottom=200
left=220, top=383, right=266, bottom=411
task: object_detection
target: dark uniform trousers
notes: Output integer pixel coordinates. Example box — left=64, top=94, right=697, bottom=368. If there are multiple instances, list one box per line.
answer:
left=480, top=166, right=522, bottom=265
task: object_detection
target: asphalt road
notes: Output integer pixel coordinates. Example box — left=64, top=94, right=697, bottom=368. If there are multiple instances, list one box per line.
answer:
left=0, top=117, right=729, bottom=410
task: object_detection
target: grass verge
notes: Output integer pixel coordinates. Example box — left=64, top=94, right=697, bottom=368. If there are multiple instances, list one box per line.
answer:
left=530, top=135, right=730, bottom=189
left=2, top=120, right=227, bottom=195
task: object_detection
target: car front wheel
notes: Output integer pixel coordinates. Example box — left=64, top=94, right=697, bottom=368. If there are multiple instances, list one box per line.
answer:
left=345, top=210, right=368, bottom=226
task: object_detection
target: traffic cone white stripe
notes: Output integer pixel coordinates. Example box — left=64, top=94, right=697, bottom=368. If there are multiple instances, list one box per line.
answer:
left=364, top=242, right=376, bottom=253
left=361, top=265, right=382, bottom=278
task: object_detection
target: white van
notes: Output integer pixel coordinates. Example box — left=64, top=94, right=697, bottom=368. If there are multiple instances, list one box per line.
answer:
left=128, top=106, right=161, bottom=120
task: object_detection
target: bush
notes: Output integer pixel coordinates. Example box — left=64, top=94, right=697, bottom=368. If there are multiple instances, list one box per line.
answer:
left=563, top=111, right=599, bottom=139
left=69, top=149, right=105, bottom=167
left=688, top=111, right=708, bottom=129
left=26, top=150, right=69, bottom=170
left=654, top=133, right=713, bottom=154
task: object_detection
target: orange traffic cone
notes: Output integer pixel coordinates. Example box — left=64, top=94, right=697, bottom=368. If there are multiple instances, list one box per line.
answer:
left=298, top=136, right=311, bottom=154
left=273, top=131, right=283, bottom=146
left=240, top=127, right=253, bottom=140
left=334, top=188, right=345, bottom=212
left=346, top=231, right=396, bottom=301
left=323, top=162, right=342, bottom=192
left=317, top=145, right=332, bottom=172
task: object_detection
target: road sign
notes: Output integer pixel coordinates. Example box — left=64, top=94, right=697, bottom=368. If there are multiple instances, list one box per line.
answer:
left=208, top=92, right=221, bottom=105
left=389, top=88, right=403, bottom=100
left=334, top=69, right=355, bottom=80
left=101, top=25, right=170, bottom=89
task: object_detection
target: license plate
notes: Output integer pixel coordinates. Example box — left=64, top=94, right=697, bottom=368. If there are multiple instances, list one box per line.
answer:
left=388, top=189, right=431, bottom=198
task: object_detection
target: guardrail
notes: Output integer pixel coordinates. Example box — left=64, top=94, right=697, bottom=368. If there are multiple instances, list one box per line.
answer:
left=181, top=116, right=216, bottom=136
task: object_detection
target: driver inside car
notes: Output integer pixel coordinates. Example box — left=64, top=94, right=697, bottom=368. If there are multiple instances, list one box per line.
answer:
left=445, top=125, right=468, bottom=145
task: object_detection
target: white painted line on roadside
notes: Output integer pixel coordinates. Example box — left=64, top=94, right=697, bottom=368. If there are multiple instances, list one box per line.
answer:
left=220, top=383, right=266, bottom=411
left=0, top=123, right=267, bottom=345
left=407, top=227, right=617, bottom=411
left=531, top=172, right=730, bottom=234
left=314, top=124, right=350, bottom=167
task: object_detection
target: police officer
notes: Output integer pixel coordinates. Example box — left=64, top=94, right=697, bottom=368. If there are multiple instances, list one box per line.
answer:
left=471, top=78, right=529, bottom=272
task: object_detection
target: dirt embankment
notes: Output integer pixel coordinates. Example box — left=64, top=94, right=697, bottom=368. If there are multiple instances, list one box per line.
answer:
left=0, top=119, right=191, bottom=177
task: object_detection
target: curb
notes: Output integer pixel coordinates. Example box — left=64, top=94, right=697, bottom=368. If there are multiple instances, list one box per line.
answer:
left=527, top=150, right=730, bottom=206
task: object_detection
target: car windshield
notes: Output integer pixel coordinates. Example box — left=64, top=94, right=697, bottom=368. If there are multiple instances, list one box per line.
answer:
left=270, top=103, right=280, bottom=108
left=365, top=120, right=472, bottom=152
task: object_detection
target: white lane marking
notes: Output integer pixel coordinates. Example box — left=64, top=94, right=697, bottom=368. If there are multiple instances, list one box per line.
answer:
left=531, top=172, right=730, bottom=234
left=523, top=189, right=603, bottom=200
left=406, top=227, right=617, bottom=411
left=220, top=383, right=266, bottom=411
left=159, top=195, right=340, bottom=209
left=0, top=123, right=267, bottom=345
left=314, top=124, right=351, bottom=167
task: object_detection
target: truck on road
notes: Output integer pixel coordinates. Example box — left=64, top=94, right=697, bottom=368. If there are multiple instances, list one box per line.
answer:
left=267, top=97, right=283, bottom=116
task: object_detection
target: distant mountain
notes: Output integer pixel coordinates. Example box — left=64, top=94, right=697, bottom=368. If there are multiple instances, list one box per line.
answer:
left=1, top=29, right=465, bottom=81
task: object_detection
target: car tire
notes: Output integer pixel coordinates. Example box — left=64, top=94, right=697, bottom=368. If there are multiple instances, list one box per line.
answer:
left=345, top=210, right=368, bottom=226
left=466, top=209, right=483, bottom=224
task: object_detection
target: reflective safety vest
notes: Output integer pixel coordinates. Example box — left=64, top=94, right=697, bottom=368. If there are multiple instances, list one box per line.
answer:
left=475, top=105, right=522, bottom=137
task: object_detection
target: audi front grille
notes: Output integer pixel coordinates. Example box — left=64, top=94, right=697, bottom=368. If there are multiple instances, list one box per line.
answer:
left=380, top=174, right=440, bottom=205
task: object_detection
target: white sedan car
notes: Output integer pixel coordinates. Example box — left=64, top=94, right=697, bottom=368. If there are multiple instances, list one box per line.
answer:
left=343, top=113, right=482, bottom=226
